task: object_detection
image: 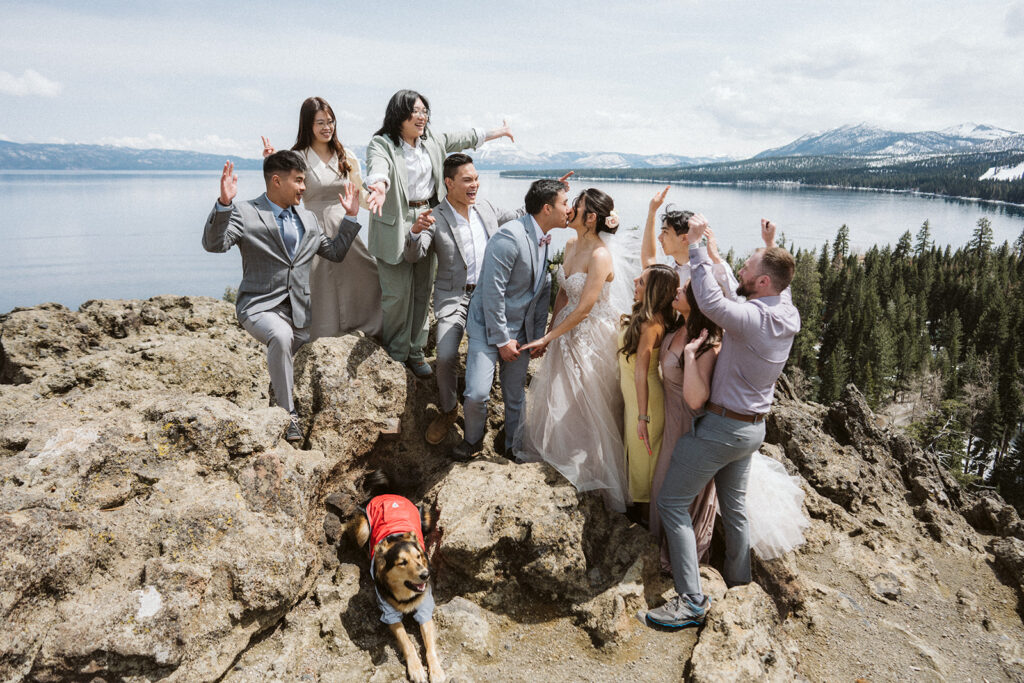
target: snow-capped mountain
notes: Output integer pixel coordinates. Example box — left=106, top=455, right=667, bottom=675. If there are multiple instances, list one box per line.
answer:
left=467, top=146, right=723, bottom=170
left=755, top=123, right=1021, bottom=159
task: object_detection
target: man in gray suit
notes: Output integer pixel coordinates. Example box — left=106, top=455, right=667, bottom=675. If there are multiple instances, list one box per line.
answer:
left=403, top=153, right=526, bottom=445
left=203, top=151, right=362, bottom=443
left=454, top=179, right=570, bottom=461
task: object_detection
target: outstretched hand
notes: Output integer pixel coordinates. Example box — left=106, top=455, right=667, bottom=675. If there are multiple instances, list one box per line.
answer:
left=494, top=119, right=514, bottom=143
left=260, top=136, right=275, bottom=158
left=520, top=337, right=549, bottom=359
left=706, top=226, right=723, bottom=264
left=219, top=160, right=238, bottom=206
left=649, top=186, right=670, bottom=214
left=761, top=219, right=777, bottom=248
left=558, top=171, right=574, bottom=192
left=366, top=183, right=386, bottom=216
left=337, top=182, right=359, bottom=217
left=411, top=209, right=435, bottom=234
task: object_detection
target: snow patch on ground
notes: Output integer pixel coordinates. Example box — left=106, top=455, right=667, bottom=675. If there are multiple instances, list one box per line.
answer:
left=979, top=161, right=1024, bottom=181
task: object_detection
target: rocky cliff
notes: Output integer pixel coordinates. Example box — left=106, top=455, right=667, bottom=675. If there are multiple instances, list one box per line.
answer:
left=2, top=296, right=1023, bottom=682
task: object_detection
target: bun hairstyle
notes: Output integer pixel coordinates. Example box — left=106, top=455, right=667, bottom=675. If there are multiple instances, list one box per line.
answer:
left=661, top=205, right=695, bottom=236
left=292, top=97, right=352, bottom=175
left=573, top=188, right=619, bottom=235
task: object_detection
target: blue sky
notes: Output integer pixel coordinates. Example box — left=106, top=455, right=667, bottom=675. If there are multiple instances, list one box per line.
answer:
left=2, top=0, right=1023, bottom=158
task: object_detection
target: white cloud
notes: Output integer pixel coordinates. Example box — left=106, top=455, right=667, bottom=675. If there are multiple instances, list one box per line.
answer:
left=230, top=87, right=265, bottom=104
left=0, top=69, right=62, bottom=97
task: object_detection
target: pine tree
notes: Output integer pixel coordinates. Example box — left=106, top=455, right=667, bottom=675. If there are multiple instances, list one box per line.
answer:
left=894, top=230, right=913, bottom=261
left=820, top=341, right=850, bottom=405
left=833, top=225, right=850, bottom=263
left=989, top=434, right=1024, bottom=511
left=968, top=217, right=994, bottom=256
left=914, top=219, right=933, bottom=256
left=1014, top=227, right=1024, bottom=257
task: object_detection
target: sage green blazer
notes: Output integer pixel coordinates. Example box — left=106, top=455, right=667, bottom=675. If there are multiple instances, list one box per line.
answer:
left=365, top=127, right=481, bottom=265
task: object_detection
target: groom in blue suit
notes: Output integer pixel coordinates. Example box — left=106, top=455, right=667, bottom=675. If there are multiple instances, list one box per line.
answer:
left=454, top=179, right=570, bottom=461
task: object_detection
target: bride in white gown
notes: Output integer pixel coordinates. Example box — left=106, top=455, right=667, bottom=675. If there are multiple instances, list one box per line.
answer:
left=516, top=188, right=637, bottom=512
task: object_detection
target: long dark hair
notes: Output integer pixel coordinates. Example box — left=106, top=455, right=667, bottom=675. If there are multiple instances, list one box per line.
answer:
left=375, top=89, right=430, bottom=145
left=573, top=188, right=618, bottom=235
left=619, top=264, right=678, bottom=359
left=681, top=282, right=721, bottom=364
left=291, top=97, right=352, bottom=175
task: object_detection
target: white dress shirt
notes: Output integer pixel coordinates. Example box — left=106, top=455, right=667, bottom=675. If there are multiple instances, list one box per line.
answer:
left=401, top=137, right=434, bottom=202
left=450, top=202, right=488, bottom=285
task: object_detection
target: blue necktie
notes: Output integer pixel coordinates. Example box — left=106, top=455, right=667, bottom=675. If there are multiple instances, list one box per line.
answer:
left=279, top=209, right=298, bottom=259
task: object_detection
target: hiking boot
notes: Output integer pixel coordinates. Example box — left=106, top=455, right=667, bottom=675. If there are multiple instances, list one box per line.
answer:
left=285, top=416, right=302, bottom=444
left=406, top=358, right=433, bottom=378
left=645, top=594, right=709, bottom=630
left=451, top=439, right=482, bottom=462
left=426, top=408, right=458, bottom=445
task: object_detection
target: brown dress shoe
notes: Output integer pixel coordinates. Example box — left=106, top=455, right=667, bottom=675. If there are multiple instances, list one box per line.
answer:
left=425, top=408, right=458, bottom=445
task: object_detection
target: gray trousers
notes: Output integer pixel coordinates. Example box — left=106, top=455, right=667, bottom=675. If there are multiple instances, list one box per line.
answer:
left=377, top=205, right=435, bottom=363
left=241, top=302, right=309, bottom=414
left=657, top=411, right=764, bottom=597
left=435, top=293, right=471, bottom=413
left=462, top=333, right=531, bottom=450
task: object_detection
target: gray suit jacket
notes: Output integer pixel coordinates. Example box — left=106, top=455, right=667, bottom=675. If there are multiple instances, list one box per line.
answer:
left=202, top=194, right=360, bottom=328
left=466, top=215, right=551, bottom=347
left=403, top=199, right=525, bottom=319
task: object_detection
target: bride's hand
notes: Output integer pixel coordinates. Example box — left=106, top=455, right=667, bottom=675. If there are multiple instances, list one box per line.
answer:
left=520, top=337, right=550, bottom=358
left=649, top=186, right=670, bottom=214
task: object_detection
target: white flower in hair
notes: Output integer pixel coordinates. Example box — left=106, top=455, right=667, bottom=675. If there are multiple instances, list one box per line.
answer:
left=605, top=210, right=620, bottom=229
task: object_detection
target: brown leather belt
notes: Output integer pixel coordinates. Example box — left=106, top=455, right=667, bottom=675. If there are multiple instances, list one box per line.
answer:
left=465, top=284, right=476, bottom=294
left=705, top=401, right=767, bottom=424
left=409, top=199, right=431, bottom=208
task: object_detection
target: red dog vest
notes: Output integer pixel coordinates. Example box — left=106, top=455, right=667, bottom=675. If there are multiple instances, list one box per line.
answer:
left=365, top=494, right=425, bottom=559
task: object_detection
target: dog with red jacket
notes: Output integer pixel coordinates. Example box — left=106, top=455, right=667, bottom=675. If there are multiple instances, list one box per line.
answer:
left=345, top=471, right=443, bottom=683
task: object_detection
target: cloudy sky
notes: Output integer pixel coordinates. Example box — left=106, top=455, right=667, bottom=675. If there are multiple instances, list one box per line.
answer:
left=2, top=0, right=1022, bottom=159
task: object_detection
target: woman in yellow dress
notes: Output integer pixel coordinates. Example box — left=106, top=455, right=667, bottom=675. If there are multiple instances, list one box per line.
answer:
left=618, top=263, right=680, bottom=520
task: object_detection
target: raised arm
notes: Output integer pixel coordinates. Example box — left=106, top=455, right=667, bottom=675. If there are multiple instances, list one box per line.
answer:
left=642, top=186, right=670, bottom=269
left=687, top=215, right=761, bottom=335
left=521, top=246, right=614, bottom=357
left=316, top=183, right=361, bottom=262
left=202, top=161, right=243, bottom=253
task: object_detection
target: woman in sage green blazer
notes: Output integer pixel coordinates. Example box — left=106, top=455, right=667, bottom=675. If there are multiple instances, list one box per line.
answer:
left=364, top=89, right=513, bottom=374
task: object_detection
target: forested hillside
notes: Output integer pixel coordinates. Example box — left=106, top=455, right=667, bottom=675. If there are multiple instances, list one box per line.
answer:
left=778, top=219, right=1024, bottom=510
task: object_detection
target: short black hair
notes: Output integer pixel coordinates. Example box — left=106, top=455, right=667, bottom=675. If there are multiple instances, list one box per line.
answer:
left=263, top=150, right=306, bottom=183
left=375, top=89, right=430, bottom=145
left=524, top=179, right=565, bottom=215
left=661, top=205, right=695, bottom=235
left=443, top=153, right=474, bottom=180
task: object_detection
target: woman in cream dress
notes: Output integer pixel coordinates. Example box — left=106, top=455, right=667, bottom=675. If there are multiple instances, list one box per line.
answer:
left=262, top=96, right=383, bottom=340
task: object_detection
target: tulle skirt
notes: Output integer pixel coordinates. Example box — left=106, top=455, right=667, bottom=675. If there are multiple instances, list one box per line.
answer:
left=748, top=452, right=810, bottom=560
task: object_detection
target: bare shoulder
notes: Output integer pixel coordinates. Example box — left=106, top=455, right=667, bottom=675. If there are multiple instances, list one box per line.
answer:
left=589, top=243, right=615, bottom=281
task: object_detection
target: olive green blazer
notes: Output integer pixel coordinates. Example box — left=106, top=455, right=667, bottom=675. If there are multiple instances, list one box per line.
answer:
left=365, top=127, right=481, bottom=265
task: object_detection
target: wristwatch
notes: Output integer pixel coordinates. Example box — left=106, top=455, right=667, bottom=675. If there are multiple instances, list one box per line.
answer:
left=638, top=415, right=651, bottom=423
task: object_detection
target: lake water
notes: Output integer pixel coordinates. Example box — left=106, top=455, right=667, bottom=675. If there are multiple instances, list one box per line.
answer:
left=2, top=170, right=1023, bottom=314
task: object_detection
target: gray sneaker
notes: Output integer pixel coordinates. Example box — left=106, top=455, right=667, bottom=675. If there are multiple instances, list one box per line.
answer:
left=285, top=417, right=302, bottom=444
left=645, top=594, right=709, bottom=629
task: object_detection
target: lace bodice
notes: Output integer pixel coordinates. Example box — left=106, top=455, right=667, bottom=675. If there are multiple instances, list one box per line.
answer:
left=557, top=267, right=616, bottom=321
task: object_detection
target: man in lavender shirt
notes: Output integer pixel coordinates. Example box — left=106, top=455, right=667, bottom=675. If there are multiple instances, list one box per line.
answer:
left=647, top=217, right=800, bottom=630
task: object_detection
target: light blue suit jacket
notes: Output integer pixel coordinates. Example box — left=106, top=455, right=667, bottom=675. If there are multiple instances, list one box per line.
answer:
left=466, top=215, right=551, bottom=347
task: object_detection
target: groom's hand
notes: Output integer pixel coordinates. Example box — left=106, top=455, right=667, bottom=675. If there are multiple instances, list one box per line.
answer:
left=498, top=340, right=520, bottom=361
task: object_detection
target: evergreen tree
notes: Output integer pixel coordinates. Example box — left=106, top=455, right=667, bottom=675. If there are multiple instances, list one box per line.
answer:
left=968, top=217, right=994, bottom=256
left=894, top=230, right=913, bottom=261
left=832, top=225, right=850, bottom=263
left=914, top=219, right=933, bottom=256
left=820, top=341, right=850, bottom=404
left=989, top=434, right=1024, bottom=511
left=1015, top=227, right=1024, bottom=257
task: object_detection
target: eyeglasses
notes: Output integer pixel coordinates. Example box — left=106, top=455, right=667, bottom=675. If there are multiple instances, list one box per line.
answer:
left=314, top=119, right=336, bottom=129
left=411, top=107, right=429, bottom=118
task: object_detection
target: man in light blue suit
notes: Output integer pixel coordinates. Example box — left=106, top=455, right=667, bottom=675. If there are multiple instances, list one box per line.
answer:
left=203, top=151, right=361, bottom=443
left=454, top=179, right=570, bottom=461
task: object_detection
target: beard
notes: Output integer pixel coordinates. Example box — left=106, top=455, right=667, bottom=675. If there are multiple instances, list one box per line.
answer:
left=736, top=282, right=751, bottom=298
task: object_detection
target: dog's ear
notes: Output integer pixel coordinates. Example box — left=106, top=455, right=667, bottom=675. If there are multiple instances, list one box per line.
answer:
left=419, top=503, right=437, bottom=535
